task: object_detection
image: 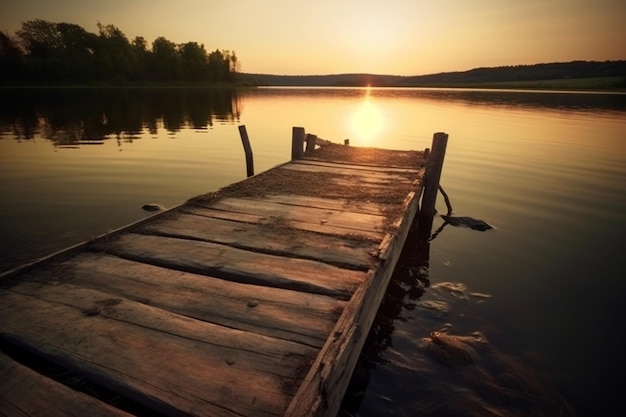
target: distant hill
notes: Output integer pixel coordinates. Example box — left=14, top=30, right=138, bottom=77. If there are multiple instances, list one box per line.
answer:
left=238, top=73, right=399, bottom=87
left=239, top=60, right=626, bottom=88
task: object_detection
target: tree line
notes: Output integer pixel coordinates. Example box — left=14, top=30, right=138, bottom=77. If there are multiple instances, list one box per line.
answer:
left=0, top=19, right=240, bottom=85
left=240, top=60, right=626, bottom=88
left=400, top=60, right=626, bottom=86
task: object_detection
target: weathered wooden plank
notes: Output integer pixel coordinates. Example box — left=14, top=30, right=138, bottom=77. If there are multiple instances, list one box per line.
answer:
left=200, top=197, right=387, bottom=233
left=295, top=159, right=422, bottom=174
left=0, top=284, right=317, bottom=417
left=26, top=252, right=344, bottom=348
left=260, top=194, right=385, bottom=216
left=103, top=233, right=365, bottom=300
left=324, top=176, right=406, bottom=189
left=140, top=212, right=377, bottom=271
left=283, top=161, right=419, bottom=182
left=182, top=206, right=385, bottom=242
left=0, top=350, right=133, bottom=417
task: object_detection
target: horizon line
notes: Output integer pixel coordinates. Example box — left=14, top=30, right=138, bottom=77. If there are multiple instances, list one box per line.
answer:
left=242, top=58, right=626, bottom=78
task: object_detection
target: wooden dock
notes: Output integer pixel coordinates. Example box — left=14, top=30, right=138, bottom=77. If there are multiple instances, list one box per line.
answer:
left=0, top=135, right=433, bottom=417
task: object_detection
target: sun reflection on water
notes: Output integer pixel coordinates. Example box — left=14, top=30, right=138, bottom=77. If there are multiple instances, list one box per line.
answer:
left=350, top=87, right=385, bottom=146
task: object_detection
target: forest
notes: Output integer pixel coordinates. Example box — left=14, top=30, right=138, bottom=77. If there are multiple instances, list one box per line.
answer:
left=0, top=19, right=239, bottom=85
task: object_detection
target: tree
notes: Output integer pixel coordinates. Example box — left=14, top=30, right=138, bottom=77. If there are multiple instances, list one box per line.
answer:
left=0, top=31, right=24, bottom=83
left=96, top=23, right=137, bottom=83
left=16, top=19, right=62, bottom=81
left=228, top=51, right=241, bottom=74
left=55, top=23, right=98, bottom=82
left=178, top=41, right=208, bottom=82
left=150, top=36, right=181, bottom=82
left=16, top=19, right=61, bottom=56
left=207, top=49, right=230, bottom=83
left=15, top=19, right=99, bottom=83
left=131, top=36, right=150, bottom=80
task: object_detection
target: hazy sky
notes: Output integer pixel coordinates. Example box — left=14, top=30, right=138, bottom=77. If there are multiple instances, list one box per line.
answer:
left=1, top=0, right=624, bottom=75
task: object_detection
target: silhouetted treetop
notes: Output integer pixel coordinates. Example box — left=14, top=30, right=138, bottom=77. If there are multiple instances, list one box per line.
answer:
left=0, top=19, right=240, bottom=85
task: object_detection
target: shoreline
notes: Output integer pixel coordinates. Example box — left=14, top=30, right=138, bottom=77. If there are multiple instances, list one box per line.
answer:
left=2, top=76, right=624, bottom=93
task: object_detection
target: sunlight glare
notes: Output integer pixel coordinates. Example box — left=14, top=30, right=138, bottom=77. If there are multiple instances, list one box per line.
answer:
left=350, top=88, right=385, bottom=146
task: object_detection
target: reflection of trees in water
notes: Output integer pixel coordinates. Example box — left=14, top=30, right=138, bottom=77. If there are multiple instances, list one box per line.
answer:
left=410, top=88, right=626, bottom=112
left=0, top=88, right=241, bottom=146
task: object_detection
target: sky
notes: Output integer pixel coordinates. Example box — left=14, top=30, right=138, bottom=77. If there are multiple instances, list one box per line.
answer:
left=1, top=0, right=625, bottom=76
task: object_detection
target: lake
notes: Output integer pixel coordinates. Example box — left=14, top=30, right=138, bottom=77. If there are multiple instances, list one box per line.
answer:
left=1, top=86, right=625, bottom=416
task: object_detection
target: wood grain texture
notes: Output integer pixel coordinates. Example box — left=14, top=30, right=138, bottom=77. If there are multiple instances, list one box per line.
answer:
left=140, top=212, right=377, bottom=271
left=182, top=206, right=385, bottom=242
left=202, top=197, right=386, bottom=233
left=0, top=283, right=316, bottom=417
left=0, top=351, right=134, bottom=417
left=104, top=233, right=365, bottom=300
left=283, top=161, right=419, bottom=182
left=295, top=159, right=422, bottom=174
left=26, top=252, right=344, bottom=348
left=260, top=194, right=385, bottom=215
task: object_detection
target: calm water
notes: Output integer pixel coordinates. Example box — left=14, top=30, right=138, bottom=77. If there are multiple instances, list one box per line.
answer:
left=1, top=87, right=625, bottom=416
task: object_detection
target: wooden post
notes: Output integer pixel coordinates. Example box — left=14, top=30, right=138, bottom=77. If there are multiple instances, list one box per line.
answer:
left=238, top=125, right=254, bottom=177
left=305, top=133, right=317, bottom=155
left=292, top=127, right=305, bottom=160
left=420, top=132, right=448, bottom=218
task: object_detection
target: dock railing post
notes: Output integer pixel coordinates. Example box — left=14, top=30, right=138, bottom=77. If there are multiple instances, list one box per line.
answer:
left=420, top=132, right=449, bottom=219
left=305, top=133, right=317, bottom=155
left=238, top=125, right=255, bottom=177
left=292, top=127, right=305, bottom=160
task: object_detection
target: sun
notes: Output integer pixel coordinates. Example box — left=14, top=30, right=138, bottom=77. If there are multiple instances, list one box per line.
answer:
left=349, top=88, right=385, bottom=145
